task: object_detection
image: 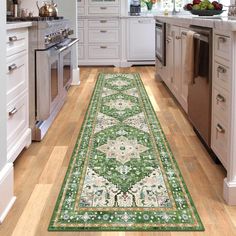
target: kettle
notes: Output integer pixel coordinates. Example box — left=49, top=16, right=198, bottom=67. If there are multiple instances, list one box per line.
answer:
left=36, top=1, right=58, bottom=17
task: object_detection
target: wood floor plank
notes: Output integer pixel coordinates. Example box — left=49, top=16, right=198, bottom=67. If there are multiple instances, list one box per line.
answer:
left=11, top=184, right=52, bottom=236
left=39, top=146, right=68, bottom=184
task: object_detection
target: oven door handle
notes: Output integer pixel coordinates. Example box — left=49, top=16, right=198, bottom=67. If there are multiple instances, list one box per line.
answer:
left=57, top=38, right=79, bottom=53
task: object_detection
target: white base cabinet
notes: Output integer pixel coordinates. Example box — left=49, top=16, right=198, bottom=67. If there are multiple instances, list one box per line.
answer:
left=6, top=27, right=31, bottom=163
left=127, top=18, right=155, bottom=61
left=157, top=24, right=188, bottom=113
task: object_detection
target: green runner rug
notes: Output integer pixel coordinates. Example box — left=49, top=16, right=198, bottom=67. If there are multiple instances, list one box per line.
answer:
left=49, top=73, right=204, bottom=231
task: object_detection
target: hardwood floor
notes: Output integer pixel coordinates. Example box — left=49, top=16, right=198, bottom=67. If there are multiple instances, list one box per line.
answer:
left=0, top=66, right=236, bottom=236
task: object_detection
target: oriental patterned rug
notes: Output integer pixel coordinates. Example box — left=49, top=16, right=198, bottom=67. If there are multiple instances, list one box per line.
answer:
left=49, top=73, right=204, bottom=231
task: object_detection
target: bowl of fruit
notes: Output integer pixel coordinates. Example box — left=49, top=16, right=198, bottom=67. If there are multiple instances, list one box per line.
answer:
left=184, top=0, right=224, bottom=16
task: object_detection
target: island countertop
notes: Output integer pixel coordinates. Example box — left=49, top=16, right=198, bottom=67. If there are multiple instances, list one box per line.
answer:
left=154, top=15, right=236, bottom=31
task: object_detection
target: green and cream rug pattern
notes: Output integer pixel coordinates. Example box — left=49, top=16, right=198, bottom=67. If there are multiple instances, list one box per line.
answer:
left=49, top=73, right=204, bottom=231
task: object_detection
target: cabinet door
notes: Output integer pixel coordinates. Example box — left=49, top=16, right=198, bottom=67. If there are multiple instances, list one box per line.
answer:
left=180, top=28, right=189, bottom=112
left=171, top=26, right=181, bottom=99
left=127, top=18, right=155, bottom=61
left=165, top=36, right=173, bottom=88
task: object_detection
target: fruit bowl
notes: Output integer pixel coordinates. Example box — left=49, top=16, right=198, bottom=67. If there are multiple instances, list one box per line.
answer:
left=190, top=9, right=224, bottom=16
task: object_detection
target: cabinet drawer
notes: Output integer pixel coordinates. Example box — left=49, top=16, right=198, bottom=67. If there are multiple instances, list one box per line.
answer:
left=89, top=0, right=119, bottom=4
left=88, top=19, right=119, bottom=28
left=88, top=6, right=119, bottom=15
left=7, top=92, right=28, bottom=153
left=88, top=45, right=119, bottom=59
left=78, top=7, right=85, bottom=16
left=212, top=85, right=230, bottom=122
left=211, top=116, right=228, bottom=168
left=78, top=28, right=84, bottom=44
left=214, top=61, right=230, bottom=91
left=6, top=52, right=28, bottom=104
left=78, top=20, right=84, bottom=28
left=6, top=29, right=28, bottom=56
left=78, top=0, right=84, bottom=5
left=215, top=34, right=231, bottom=60
left=78, top=45, right=84, bottom=59
left=88, top=29, right=119, bottom=43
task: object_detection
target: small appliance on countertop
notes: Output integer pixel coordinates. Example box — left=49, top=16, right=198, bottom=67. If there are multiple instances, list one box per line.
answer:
left=130, top=0, right=141, bottom=16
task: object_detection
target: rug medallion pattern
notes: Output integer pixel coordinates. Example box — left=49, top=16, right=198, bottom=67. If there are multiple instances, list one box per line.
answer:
left=49, top=73, right=204, bottom=231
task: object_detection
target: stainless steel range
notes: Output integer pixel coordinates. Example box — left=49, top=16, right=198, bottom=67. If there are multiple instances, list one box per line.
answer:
left=28, top=17, right=79, bottom=141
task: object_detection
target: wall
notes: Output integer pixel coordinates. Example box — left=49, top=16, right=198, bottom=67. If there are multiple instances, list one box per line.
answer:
left=19, top=0, right=43, bottom=16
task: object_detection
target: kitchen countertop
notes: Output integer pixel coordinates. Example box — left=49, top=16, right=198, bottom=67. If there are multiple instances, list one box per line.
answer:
left=155, top=14, right=236, bottom=31
left=6, top=21, right=32, bottom=30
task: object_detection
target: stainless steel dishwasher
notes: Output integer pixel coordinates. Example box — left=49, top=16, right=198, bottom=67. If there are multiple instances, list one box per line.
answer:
left=188, top=26, right=213, bottom=148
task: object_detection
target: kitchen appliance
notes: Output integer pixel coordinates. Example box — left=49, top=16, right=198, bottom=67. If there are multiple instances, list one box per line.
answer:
left=155, top=20, right=166, bottom=66
left=130, top=0, right=141, bottom=16
left=28, top=17, right=78, bottom=141
left=36, top=1, right=58, bottom=17
left=187, top=26, right=212, bottom=147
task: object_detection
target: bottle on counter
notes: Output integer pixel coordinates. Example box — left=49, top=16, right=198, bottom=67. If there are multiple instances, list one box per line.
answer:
left=13, top=0, right=18, bottom=17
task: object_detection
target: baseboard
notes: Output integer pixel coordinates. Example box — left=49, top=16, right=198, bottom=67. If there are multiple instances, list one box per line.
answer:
left=223, top=178, right=236, bottom=205
left=0, top=163, right=16, bottom=223
left=71, top=67, right=80, bottom=86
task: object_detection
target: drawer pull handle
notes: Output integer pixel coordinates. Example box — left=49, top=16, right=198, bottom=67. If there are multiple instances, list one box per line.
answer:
left=218, top=37, right=227, bottom=43
left=8, top=63, right=17, bottom=72
left=9, top=108, right=18, bottom=117
left=217, top=65, right=226, bottom=74
left=166, top=39, right=171, bottom=43
left=216, top=94, right=225, bottom=103
left=216, top=124, right=225, bottom=134
left=100, top=30, right=107, bottom=33
left=9, top=36, right=18, bottom=42
left=100, top=20, right=107, bottom=23
left=175, top=36, right=181, bottom=40
left=100, top=7, right=107, bottom=10
left=100, top=46, right=107, bottom=49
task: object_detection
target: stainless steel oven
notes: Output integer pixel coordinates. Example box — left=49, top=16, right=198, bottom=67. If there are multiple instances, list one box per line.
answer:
left=155, top=21, right=166, bottom=66
left=35, top=38, right=78, bottom=140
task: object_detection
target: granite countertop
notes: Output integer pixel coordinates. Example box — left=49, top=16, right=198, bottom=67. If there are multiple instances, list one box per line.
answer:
left=6, top=21, right=32, bottom=30
left=154, top=15, right=236, bottom=31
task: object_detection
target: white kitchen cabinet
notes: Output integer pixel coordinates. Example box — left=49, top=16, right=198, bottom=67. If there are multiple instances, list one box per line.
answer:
left=211, top=31, right=231, bottom=170
left=180, top=28, right=189, bottom=112
left=78, top=0, right=121, bottom=66
left=171, top=25, right=182, bottom=100
left=127, top=18, right=155, bottom=61
left=6, top=27, right=31, bottom=163
left=158, top=25, right=188, bottom=113
left=163, top=35, right=173, bottom=88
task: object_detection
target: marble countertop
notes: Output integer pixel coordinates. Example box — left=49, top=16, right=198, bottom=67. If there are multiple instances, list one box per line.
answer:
left=6, top=22, right=32, bottom=30
left=154, top=15, right=236, bottom=31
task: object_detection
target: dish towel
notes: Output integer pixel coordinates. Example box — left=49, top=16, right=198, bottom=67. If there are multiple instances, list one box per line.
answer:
left=184, top=30, right=195, bottom=85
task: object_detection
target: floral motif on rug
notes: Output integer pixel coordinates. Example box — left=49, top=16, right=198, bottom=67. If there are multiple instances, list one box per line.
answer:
left=49, top=73, right=204, bottom=231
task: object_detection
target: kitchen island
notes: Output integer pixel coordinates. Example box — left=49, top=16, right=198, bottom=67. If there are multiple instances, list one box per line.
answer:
left=155, top=14, right=236, bottom=205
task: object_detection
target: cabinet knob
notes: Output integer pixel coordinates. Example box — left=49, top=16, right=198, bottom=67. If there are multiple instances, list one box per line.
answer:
left=8, top=107, right=18, bottom=117
left=175, top=36, right=181, bottom=40
left=216, top=124, right=225, bottom=134
left=216, top=94, right=225, bottom=103
left=218, top=37, right=227, bottom=43
left=8, top=63, right=17, bottom=72
left=217, top=65, right=226, bottom=74
left=9, top=36, right=18, bottom=42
